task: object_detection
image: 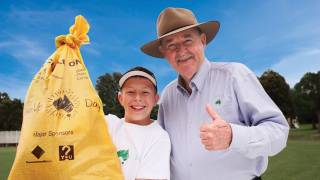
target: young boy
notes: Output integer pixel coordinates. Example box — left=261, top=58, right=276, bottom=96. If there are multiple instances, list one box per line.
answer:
left=105, top=66, right=171, bottom=180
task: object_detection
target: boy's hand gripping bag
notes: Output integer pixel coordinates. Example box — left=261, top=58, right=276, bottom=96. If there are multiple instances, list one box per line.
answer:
left=8, top=15, right=123, bottom=180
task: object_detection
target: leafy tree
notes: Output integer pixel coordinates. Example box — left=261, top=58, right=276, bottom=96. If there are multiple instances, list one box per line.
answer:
left=150, top=104, right=159, bottom=120
left=294, top=71, right=320, bottom=131
left=259, top=70, right=295, bottom=120
left=0, top=92, right=23, bottom=130
left=291, top=89, right=314, bottom=125
left=96, top=72, right=124, bottom=117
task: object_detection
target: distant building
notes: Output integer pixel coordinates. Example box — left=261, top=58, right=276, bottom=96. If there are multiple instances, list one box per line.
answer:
left=0, top=131, right=20, bottom=147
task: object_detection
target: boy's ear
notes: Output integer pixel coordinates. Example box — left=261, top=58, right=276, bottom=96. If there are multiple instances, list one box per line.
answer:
left=117, top=92, right=124, bottom=106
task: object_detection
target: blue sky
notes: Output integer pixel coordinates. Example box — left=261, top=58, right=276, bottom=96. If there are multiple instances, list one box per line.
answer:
left=1, top=0, right=319, bottom=100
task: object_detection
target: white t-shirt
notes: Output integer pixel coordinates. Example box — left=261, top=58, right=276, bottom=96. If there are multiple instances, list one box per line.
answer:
left=105, top=114, right=171, bottom=180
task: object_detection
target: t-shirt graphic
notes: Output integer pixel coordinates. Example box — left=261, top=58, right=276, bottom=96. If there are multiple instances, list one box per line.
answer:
left=117, top=149, right=129, bottom=165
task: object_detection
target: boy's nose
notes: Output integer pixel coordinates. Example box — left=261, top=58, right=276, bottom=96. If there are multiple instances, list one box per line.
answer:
left=134, top=94, right=142, bottom=101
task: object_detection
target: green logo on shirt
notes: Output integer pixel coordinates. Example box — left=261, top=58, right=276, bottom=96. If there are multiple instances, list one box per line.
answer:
left=215, top=99, right=221, bottom=105
left=117, top=149, right=129, bottom=164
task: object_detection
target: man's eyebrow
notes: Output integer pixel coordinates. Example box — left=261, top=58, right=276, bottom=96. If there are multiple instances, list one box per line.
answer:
left=183, top=33, right=193, bottom=38
left=161, top=33, right=193, bottom=45
left=162, top=38, right=173, bottom=45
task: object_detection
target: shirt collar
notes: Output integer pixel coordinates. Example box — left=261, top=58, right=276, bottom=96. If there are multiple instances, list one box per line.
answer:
left=176, top=58, right=211, bottom=94
left=191, top=58, right=211, bottom=92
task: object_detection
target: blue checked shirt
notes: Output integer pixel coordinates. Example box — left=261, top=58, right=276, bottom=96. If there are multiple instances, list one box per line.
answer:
left=158, top=58, right=289, bottom=180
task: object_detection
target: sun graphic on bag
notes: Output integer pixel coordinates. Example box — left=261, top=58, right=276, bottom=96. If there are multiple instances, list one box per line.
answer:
left=46, top=89, right=80, bottom=120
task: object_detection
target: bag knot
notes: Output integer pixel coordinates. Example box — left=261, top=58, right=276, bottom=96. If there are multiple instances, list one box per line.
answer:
left=55, top=15, right=90, bottom=49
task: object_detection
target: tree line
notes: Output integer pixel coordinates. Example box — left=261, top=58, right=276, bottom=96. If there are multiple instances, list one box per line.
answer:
left=259, top=70, right=320, bottom=131
left=1, top=70, right=319, bottom=132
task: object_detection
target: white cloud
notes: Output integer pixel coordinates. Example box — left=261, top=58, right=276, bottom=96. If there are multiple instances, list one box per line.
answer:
left=143, top=63, right=175, bottom=79
left=83, top=45, right=101, bottom=57
left=0, top=75, right=30, bottom=100
left=271, top=48, right=320, bottom=87
left=0, top=7, right=82, bottom=70
left=0, top=36, right=50, bottom=72
left=108, top=62, right=128, bottom=73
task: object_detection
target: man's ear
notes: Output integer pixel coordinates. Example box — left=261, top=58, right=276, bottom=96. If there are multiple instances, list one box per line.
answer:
left=200, top=33, right=207, bottom=47
left=117, top=91, right=124, bottom=106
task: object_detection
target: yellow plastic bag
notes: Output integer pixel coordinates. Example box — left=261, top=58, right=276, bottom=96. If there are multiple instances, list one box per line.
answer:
left=8, top=15, right=123, bottom=180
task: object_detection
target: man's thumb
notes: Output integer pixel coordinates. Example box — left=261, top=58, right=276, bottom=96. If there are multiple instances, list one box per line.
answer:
left=206, top=104, right=218, bottom=121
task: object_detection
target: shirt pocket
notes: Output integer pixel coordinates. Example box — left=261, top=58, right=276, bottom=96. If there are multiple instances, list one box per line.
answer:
left=209, top=94, right=239, bottom=124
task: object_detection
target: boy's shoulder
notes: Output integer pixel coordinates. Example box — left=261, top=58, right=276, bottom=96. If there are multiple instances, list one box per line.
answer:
left=105, top=114, right=124, bottom=130
left=150, top=121, right=171, bottom=142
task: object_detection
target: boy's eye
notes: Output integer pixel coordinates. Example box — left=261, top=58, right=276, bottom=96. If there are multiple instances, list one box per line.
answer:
left=143, top=91, right=150, bottom=95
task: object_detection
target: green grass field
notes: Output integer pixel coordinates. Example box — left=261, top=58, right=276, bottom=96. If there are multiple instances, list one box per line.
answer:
left=0, top=146, right=16, bottom=180
left=262, top=124, right=320, bottom=180
left=1, top=124, right=320, bottom=180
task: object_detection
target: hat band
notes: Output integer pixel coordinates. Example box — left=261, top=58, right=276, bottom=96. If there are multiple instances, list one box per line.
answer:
left=159, top=23, right=195, bottom=37
left=119, top=71, right=157, bottom=88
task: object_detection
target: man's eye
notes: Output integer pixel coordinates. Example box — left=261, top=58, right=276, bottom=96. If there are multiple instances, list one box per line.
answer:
left=184, top=39, right=192, bottom=45
left=167, top=44, right=177, bottom=50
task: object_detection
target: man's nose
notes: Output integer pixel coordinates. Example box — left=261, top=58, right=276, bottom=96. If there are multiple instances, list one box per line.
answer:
left=176, top=44, right=188, bottom=54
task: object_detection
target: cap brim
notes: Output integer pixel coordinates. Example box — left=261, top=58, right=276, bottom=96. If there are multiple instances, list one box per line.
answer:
left=119, top=70, right=157, bottom=88
left=140, top=21, right=220, bottom=58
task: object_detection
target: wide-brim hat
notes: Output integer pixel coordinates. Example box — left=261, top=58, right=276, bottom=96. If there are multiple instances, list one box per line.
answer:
left=140, top=7, right=220, bottom=58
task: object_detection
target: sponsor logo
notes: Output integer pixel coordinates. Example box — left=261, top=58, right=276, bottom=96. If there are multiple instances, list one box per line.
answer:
left=26, top=145, right=52, bottom=163
left=32, top=145, right=45, bottom=159
left=59, top=145, right=74, bottom=161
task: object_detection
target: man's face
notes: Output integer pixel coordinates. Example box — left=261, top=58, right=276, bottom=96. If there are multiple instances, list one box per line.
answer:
left=118, top=76, right=159, bottom=125
left=159, top=28, right=206, bottom=81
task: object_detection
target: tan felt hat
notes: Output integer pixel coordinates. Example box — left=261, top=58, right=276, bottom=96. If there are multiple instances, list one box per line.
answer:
left=140, top=7, right=220, bottom=58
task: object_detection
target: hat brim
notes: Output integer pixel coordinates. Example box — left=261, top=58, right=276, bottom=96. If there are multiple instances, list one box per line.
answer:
left=140, top=21, right=220, bottom=58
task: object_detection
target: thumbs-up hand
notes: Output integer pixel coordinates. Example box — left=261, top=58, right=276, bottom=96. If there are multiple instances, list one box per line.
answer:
left=199, top=104, right=232, bottom=151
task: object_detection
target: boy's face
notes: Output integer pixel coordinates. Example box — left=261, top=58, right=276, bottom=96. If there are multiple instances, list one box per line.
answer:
left=118, top=76, right=159, bottom=125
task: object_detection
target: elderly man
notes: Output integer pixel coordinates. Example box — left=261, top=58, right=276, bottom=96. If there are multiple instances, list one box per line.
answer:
left=140, top=7, right=289, bottom=180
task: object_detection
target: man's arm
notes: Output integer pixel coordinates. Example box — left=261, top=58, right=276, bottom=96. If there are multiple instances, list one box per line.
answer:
left=200, top=63, right=289, bottom=158
left=229, top=63, right=289, bottom=158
